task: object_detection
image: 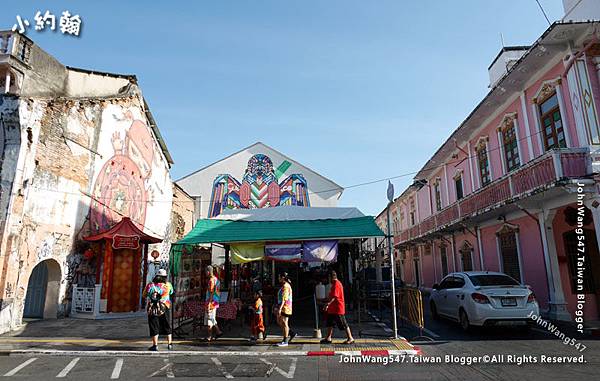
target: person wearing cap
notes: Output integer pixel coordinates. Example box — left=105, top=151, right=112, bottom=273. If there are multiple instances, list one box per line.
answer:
left=143, top=268, right=174, bottom=351
left=205, top=265, right=223, bottom=341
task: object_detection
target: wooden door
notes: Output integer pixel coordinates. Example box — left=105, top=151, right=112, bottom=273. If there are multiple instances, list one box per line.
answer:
left=109, top=248, right=141, bottom=312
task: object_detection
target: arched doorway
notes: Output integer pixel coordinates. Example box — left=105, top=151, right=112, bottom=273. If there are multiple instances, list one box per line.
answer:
left=23, top=259, right=61, bottom=319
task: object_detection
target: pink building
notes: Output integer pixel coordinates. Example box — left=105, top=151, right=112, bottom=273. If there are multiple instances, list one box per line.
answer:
left=385, top=19, right=600, bottom=324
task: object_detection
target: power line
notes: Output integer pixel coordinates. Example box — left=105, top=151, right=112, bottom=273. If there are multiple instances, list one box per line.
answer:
left=28, top=124, right=553, bottom=204
left=535, top=0, right=552, bottom=26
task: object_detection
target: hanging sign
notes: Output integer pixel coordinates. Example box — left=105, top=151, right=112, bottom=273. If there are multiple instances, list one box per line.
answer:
left=112, top=235, right=140, bottom=249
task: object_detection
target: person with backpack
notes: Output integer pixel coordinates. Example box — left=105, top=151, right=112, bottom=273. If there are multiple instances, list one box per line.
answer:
left=143, top=268, right=174, bottom=351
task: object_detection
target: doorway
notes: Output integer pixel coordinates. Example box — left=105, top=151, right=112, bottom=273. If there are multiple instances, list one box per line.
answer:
left=23, top=259, right=61, bottom=319
left=108, top=248, right=141, bottom=312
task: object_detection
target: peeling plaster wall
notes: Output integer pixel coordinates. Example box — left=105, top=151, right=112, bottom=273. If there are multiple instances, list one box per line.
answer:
left=0, top=91, right=172, bottom=334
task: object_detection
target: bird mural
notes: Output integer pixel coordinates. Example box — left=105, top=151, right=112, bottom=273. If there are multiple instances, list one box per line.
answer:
left=208, top=154, right=310, bottom=217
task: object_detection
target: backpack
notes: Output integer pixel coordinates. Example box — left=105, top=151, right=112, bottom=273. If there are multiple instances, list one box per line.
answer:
left=147, top=286, right=166, bottom=317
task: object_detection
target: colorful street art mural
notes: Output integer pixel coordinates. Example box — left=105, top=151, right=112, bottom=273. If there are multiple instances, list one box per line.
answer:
left=89, top=112, right=155, bottom=233
left=208, top=154, right=310, bottom=217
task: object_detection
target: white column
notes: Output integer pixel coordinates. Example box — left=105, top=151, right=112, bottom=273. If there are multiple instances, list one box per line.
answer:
left=513, top=119, right=523, bottom=165
left=497, top=129, right=507, bottom=175
left=520, top=93, right=535, bottom=161
left=415, top=191, right=420, bottom=223
left=476, top=226, right=485, bottom=270
left=567, top=59, right=590, bottom=147
left=538, top=210, right=571, bottom=321
left=531, top=103, right=545, bottom=155
left=555, top=85, right=572, bottom=148
left=443, top=164, right=450, bottom=206
left=467, top=141, right=476, bottom=192
left=4, top=72, right=10, bottom=93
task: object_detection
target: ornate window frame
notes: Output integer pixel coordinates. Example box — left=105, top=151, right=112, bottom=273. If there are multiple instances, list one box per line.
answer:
left=495, top=223, right=524, bottom=282
left=474, top=136, right=491, bottom=186
left=531, top=77, right=571, bottom=150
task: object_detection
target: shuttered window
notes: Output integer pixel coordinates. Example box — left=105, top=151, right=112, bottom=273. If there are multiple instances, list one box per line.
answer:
left=477, top=146, right=491, bottom=186
left=502, top=125, right=520, bottom=171
left=498, top=230, right=521, bottom=282
left=539, top=94, right=566, bottom=150
left=459, top=243, right=473, bottom=272
left=440, top=245, right=448, bottom=277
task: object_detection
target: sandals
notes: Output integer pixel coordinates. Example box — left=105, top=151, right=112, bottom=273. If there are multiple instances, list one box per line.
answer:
left=343, top=339, right=355, bottom=345
left=320, top=338, right=333, bottom=344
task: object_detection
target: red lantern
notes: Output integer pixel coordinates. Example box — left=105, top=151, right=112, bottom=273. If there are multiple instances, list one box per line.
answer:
left=83, top=248, right=95, bottom=260
left=151, top=250, right=160, bottom=260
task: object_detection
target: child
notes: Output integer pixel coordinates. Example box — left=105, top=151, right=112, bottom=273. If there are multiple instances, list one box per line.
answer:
left=250, top=290, right=266, bottom=343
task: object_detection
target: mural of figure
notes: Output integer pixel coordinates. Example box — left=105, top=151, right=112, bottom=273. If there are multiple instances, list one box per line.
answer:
left=208, top=154, right=310, bottom=217
left=89, top=112, right=156, bottom=233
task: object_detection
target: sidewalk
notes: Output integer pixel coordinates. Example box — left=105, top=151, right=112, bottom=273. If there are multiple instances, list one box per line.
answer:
left=0, top=310, right=417, bottom=357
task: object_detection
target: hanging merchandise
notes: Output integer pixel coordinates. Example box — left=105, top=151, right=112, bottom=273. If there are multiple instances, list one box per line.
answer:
left=265, top=242, right=302, bottom=262
left=302, top=240, right=338, bottom=262
left=231, top=243, right=265, bottom=264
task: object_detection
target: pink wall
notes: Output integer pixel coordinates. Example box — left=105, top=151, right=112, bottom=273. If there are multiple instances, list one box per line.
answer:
left=476, top=217, right=550, bottom=309
left=552, top=205, right=599, bottom=321
left=417, top=186, right=431, bottom=221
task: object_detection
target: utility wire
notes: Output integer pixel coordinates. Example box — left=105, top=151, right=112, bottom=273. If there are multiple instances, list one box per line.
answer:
left=28, top=124, right=555, bottom=204
left=535, top=0, right=552, bottom=26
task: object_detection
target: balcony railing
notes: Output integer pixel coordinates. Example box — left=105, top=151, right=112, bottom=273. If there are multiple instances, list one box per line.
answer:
left=396, top=148, right=591, bottom=244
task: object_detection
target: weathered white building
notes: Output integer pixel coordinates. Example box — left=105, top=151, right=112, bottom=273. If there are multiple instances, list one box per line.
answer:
left=0, top=31, right=173, bottom=333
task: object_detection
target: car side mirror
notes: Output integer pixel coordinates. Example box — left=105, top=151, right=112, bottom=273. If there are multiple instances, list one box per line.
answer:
left=432, top=283, right=440, bottom=290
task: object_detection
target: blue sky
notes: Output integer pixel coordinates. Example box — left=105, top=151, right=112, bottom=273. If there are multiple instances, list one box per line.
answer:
left=1, top=1, right=565, bottom=215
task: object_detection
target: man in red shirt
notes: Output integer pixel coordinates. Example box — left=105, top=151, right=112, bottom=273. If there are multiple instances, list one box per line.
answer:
left=321, top=270, right=355, bottom=344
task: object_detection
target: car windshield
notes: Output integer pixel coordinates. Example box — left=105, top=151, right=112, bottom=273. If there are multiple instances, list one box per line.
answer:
left=468, top=274, right=519, bottom=286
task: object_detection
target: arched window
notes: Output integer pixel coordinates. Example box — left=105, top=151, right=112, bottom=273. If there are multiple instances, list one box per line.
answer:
left=498, top=113, right=521, bottom=172
left=475, top=137, right=491, bottom=186
left=533, top=78, right=567, bottom=151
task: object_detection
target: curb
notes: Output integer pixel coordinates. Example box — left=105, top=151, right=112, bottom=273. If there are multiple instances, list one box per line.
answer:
left=2, top=348, right=419, bottom=357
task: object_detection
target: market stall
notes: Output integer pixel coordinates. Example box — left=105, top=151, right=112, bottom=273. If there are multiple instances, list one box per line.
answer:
left=169, top=206, right=385, bottom=335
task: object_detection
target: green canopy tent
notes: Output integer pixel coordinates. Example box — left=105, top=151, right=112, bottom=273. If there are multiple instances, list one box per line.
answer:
left=170, top=216, right=385, bottom=276
left=168, top=207, right=385, bottom=336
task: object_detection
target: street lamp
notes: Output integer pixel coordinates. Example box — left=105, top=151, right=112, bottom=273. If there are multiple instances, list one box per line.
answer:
left=386, top=181, right=399, bottom=339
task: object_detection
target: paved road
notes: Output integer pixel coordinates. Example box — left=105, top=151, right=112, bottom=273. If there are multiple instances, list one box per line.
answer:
left=0, top=355, right=307, bottom=380
left=351, top=296, right=600, bottom=380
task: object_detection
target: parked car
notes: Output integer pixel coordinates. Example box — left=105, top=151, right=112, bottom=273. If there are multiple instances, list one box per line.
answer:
left=430, top=271, right=539, bottom=331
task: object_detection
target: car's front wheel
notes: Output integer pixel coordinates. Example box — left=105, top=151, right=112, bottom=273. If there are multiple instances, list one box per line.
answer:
left=459, top=309, right=470, bottom=332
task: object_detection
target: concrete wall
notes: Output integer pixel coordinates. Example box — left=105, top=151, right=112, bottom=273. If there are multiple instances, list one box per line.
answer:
left=563, top=0, right=600, bottom=21
left=0, top=91, right=172, bottom=334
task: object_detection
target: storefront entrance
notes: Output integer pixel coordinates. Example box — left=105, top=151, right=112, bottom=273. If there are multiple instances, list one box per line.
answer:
left=109, top=248, right=142, bottom=312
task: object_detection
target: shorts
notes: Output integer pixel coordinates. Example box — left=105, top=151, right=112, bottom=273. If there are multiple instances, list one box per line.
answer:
left=205, top=308, right=217, bottom=327
left=326, top=314, right=348, bottom=330
left=148, top=308, right=172, bottom=337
